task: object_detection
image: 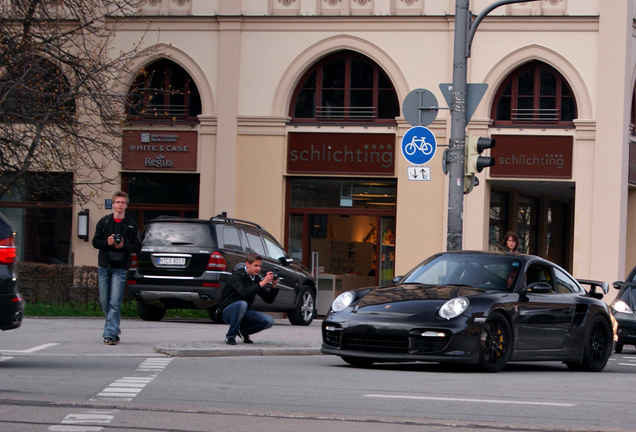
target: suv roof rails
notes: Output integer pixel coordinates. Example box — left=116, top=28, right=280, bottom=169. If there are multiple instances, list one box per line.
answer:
left=210, top=214, right=263, bottom=229
left=151, top=215, right=189, bottom=221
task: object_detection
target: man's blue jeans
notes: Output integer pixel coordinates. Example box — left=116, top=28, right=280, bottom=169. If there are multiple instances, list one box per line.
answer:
left=222, top=300, right=274, bottom=339
left=98, top=266, right=127, bottom=340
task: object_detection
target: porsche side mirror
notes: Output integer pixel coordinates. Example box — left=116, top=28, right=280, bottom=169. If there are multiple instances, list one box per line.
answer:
left=613, top=281, right=624, bottom=290
left=524, top=282, right=552, bottom=294
left=392, top=276, right=404, bottom=285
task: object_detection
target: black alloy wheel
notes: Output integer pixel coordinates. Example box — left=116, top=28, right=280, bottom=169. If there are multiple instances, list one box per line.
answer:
left=287, top=285, right=316, bottom=326
left=567, top=315, right=612, bottom=372
left=479, top=313, right=513, bottom=372
left=136, top=302, right=166, bottom=321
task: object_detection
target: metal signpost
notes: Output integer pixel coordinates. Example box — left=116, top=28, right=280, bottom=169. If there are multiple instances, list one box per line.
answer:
left=446, top=0, right=541, bottom=251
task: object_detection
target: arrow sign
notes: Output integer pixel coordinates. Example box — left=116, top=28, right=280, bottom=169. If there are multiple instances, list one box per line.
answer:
left=407, top=166, right=431, bottom=181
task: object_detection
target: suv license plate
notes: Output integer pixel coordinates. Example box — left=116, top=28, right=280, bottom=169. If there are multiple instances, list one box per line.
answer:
left=157, top=257, right=186, bottom=266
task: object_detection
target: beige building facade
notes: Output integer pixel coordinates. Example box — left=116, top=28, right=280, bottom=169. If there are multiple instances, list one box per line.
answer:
left=7, top=0, right=636, bottom=302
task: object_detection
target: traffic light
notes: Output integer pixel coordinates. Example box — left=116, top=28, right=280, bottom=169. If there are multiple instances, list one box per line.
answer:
left=464, top=134, right=495, bottom=194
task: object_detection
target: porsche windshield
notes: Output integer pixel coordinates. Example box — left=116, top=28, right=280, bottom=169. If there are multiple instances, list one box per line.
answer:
left=403, top=254, right=523, bottom=291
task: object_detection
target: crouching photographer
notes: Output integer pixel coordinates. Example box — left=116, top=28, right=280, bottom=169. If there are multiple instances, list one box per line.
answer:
left=92, top=191, right=141, bottom=346
left=216, top=253, right=279, bottom=345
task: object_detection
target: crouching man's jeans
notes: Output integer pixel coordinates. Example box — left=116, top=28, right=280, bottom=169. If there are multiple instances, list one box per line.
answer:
left=222, top=300, right=274, bottom=339
left=98, top=266, right=126, bottom=340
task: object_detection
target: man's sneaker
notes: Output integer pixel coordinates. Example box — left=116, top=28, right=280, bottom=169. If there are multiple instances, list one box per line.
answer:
left=238, top=331, right=253, bottom=344
left=225, top=337, right=236, bottom=345
left=103, top=338, right=116, bottom=345
left=115, top=336, right=120, bottom=344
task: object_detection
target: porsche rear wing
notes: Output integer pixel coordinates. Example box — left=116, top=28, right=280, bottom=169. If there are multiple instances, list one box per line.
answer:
left=577, top=279, right=609, bottom=299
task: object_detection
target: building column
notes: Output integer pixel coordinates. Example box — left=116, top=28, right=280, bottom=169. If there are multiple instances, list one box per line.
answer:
left=214, top=16, right=242, bottom=216
left=198, top=115, right=217, bottom=219
left=590, top=0, right=631, bottom=283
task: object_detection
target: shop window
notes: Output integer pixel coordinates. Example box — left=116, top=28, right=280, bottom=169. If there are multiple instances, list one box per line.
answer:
left=489, top=189, right=509, bottom=251
left=290, top=178, right=397, bottom=209
left=122, top=173, right=199, bottom=229
left=290, top=51, right=399, bottom=124
left=127, top=59, right=202, bottom=123
left=0, top=172, right=73, bottom=264
left=492, top=61, right=576, bottom=126
left=518, top=194, right=539, bottom=255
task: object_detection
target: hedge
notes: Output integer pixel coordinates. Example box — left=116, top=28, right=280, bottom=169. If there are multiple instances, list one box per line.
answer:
left=17, top=262, right=133, bottom=310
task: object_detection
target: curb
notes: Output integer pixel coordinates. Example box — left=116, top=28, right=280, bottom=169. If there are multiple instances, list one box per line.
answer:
left=154, top=343, right=323, bottom=357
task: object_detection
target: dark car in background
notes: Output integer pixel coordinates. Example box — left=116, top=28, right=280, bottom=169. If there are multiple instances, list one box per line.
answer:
left=611, top=265, right=636, bottom=353
left=127, top=215, right=317, bottom=325
left=322, top=251, right=614, bottom=372
left=0, top=212, right=24, bottom=331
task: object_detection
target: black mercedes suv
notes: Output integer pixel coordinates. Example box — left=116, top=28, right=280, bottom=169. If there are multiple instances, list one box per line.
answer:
left=127, top=215, right=317, bottom=325
left=0, top=211, right=24, bottom=331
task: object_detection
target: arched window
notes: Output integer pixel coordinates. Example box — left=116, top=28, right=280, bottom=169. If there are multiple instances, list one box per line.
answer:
left=0, top=58, right=74, bottom=122
left=127, top=59, right=202, bottom=122
left=492, top=61, right=576, bottom=127
left=290, top=51, right=399, bottom=124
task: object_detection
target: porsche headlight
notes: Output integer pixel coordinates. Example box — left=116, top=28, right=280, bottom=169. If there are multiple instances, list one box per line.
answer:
left=331, top=290, right=355, bottom=312
left=611, top=300, right=633, bottom=314
left=439, top=297, right=469, bottom=320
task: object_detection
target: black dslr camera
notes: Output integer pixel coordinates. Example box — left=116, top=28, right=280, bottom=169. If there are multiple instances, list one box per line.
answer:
left=113, top=234, right=123, bottom=244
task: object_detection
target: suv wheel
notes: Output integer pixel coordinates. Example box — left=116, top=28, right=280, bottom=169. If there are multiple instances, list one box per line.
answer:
left=288, top=285, right=315, bottom=326
left=206, top=306, right=224, bottom=324
left=136, top=302, right=166, bottom=321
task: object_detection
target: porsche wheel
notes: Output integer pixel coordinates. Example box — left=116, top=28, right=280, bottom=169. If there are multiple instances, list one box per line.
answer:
left=567, top=315, right=612, bottom=372
left=479, top=313, right=513, bottom=372
left=341, top=356, right=375, bottom=367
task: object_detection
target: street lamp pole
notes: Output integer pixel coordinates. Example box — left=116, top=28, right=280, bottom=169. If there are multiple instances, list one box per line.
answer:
left=446, top=0, right=541, bottom=251
left=446, top=0, right=471, bottom=251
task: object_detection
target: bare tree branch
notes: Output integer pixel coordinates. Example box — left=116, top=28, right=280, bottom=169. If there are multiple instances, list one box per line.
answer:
left=0, top=0, right=152, bottom=206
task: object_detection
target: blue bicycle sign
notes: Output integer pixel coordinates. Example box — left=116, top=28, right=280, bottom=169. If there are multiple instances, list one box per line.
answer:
left=401, top=126, right=437, bottom=165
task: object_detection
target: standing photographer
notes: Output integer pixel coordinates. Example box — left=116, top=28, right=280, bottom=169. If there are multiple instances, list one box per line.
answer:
left=92, top=191, right=140, bottom=345
left=216, top=253, right=279, bottom=345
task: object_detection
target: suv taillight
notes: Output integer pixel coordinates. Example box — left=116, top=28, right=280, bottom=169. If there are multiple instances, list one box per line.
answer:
left=130, top=253, right=138, bottom=269
left=207, top=251, right=226, bottom=271
left=0, top=235, right=17, bottom=265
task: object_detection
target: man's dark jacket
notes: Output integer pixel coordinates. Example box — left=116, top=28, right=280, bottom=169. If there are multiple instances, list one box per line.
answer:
left=216, top=266, right=279, bottom=312
left=92, top=214, right=141, bottom=269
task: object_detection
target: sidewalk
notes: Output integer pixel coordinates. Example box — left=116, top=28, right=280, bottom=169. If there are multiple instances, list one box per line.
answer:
left=153, top=318, right=324, bottom=357
left=0, top=317, right=324, bottom=358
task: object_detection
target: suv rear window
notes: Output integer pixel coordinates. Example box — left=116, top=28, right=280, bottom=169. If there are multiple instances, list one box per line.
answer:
left=142, top=222, right=214, bottom=247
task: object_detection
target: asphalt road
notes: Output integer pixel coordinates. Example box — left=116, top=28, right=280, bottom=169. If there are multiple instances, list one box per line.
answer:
left=1, top=318, right=636, bottom=432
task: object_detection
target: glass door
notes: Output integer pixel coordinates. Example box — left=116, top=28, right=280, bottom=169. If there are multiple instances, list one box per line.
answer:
left=378, top=216, right=396, bottom=286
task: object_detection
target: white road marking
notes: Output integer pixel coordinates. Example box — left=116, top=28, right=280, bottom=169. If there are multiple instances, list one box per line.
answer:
left=90, top=357, right=173, bottom=402
left=364, top=394, right=576, bottom=407
left=137, top=358, right=174, bottom=371
left=0, top=356, right=14, bottom=362
left=48, top=410, right=117, bottom=431
left=0, top=343, right=58, bottom=353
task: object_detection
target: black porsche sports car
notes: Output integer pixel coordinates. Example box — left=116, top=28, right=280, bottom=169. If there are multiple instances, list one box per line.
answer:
left=610, top=263, right=636, bottom=353
left=321, top=251, right=615, bottom=372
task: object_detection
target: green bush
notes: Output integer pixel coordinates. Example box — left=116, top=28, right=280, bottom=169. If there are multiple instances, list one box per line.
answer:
left=16, top=263, right=210, bottom=319
left=17, top=262, right=133, bottom=311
